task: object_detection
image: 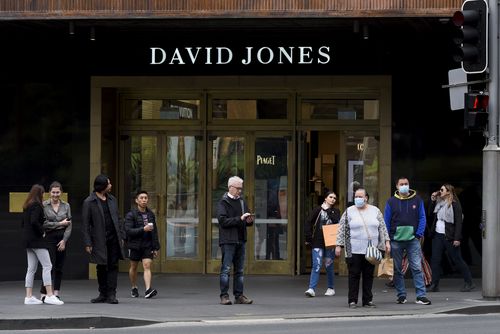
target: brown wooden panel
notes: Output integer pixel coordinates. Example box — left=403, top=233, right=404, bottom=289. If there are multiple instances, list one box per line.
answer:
left=0, top=0, right=463, bottom=19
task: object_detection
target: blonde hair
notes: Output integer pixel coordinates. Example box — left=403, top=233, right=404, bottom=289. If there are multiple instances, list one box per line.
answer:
left=442, top=183, right=457, bottom=205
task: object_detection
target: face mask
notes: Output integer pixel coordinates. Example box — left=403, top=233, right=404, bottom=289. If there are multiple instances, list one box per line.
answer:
left=354, top=197, right=365, bottom=208
left=399, top=185, right=409, bottom=194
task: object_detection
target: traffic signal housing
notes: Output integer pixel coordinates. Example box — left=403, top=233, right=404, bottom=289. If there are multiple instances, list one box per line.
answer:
left=452, top=0, right=488, bottom=74
left=464, top=92, right=488, bottom=129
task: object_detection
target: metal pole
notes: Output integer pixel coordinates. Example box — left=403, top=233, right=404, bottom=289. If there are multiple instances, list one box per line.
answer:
left=482, top=0, right=500, bottom=298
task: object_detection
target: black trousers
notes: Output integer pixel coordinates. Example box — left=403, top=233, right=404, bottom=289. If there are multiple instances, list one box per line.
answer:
left=40, top=229, right=66, bottom=294
left=96, top=237, right=120, bottom=297
left=347, top=254, right=375, bottom=305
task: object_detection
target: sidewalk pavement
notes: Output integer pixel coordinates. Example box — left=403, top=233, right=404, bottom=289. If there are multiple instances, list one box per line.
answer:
left=1, top=274, right=499, bottom=329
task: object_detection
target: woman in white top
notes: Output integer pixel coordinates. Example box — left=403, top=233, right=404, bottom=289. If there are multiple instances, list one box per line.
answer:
left=428, top=184, right=474, bottom=292
left=336, top=188, right=390, bottom=308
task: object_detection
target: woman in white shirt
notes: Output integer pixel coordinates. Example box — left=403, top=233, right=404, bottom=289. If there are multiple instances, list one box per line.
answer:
left=428, top=184, right=474, bottom=292
left=336, top=188, right=390, bottom=308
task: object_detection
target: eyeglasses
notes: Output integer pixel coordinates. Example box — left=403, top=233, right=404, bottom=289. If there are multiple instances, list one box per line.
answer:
left=230, top=185, right=243, bottom=191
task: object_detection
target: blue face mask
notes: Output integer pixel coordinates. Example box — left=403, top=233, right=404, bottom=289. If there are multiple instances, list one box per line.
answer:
left=354, top=197, right=365, bottom=208
left=399, top=185, right=410, bottom=194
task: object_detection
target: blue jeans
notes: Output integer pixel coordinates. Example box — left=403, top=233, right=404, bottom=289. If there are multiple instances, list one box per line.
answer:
left=308, top=248, right=335, bottom=290
left=220, top=243, right=246, bottom=298
left=391, top=239, right=426, bottom=298
left=431, top=233, right=472, bottom=285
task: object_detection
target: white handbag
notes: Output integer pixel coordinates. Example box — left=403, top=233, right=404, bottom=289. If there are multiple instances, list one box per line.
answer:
left=365, top=240, right=382, bottom=265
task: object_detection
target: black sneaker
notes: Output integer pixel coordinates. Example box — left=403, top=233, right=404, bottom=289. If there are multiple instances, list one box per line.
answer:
left=460, top=283, right=476, bottom=292
left=396, top=296, right=407, bottom=304
left=131, top=287, right=139, bottom=298
left=415, top=296, right=431, bottom=305
left=145, top=288, right=157, bottom=299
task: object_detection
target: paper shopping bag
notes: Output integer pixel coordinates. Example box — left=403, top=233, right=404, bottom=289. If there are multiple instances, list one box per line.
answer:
left=377, top=256, right=394, bottom=279
left=322, top=224, right=339, bottom=249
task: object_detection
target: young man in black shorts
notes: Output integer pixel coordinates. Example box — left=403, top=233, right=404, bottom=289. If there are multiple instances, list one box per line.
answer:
left=125, top=190, right=160, bottom=299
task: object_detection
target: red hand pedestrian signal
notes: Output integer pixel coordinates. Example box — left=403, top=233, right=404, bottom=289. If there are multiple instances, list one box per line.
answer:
left=464, top=92, right=488, bottom=130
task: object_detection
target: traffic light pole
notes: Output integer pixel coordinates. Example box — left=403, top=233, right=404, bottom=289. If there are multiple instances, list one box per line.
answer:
left=483, top=0, right=500, bottom=299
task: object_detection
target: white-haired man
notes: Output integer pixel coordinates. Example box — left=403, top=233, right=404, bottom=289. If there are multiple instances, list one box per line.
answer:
left=216, top=176, right=254, bottom=305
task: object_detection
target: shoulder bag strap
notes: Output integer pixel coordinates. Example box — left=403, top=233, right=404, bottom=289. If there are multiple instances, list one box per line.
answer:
left=357, top=208, right=372, bottom=241
left=311, top=210, right=321, bottom=239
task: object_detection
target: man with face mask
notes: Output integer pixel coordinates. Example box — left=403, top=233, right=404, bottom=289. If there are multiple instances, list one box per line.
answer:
left=384, top=177, right=431, bottom=305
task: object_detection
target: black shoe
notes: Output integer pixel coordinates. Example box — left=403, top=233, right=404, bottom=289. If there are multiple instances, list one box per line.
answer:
left=220, top=295, right=232, bottom=305
left=428, top=283, right=440, bottom=292
left=396, top=296, right=407, bottom=304
left=91, top=295, right=107, bottom=303
left=131, top=287, right=139, bottom=298
left=106, top=296, right=119, bottom=304
left=363, top=301, right=376, bottom=308
left=415, top=296, right=432, bottom=305
left=460, top=283, right=476, bottom=292
left=145, top=288, right=157, bottom=299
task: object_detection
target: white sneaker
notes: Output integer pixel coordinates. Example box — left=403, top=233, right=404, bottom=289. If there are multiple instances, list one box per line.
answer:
left=325, top=288, right=336, bottom=296
left=304, top=288, right=315, bottom=297
left=24, top=296, right=43, bottom=305
left=44, top=295, right=64, bottom=305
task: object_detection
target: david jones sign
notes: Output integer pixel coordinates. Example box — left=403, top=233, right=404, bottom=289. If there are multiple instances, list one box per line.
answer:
left=150, top=46, right=331, bottom=65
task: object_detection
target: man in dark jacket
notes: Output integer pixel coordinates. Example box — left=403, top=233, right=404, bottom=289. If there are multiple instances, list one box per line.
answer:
left=82, top=174, right=125, bottom=304
left=216, top=176, right=254, bottom=305
left=125, top=190, right=160, bottom=299
left=384, top=177, right=431, bottom=306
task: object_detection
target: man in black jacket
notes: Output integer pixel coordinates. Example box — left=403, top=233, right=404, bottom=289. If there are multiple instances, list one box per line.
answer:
left=82, top=174, right=126, bottom=304
left=125, top=190, right=160, bottom=299
left=216, top=176, right=254, bottom=305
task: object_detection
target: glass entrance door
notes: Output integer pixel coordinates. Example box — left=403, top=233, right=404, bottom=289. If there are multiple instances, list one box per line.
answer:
left=206, top=135, right=246, bottom=273
left=249, top=136, right=292, bottom=273
left=121, top=133, right=204, bottom=273
left=207, top=133, right=293, bottom=274
left=297, top=130, right=380, bottom=275
left=121, top=132, right=294, bottom=274
left=163, top=135, right=203, bottom=272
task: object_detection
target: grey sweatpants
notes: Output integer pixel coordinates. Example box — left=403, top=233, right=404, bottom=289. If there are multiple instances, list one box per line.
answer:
left=25, top=248, right=52, bottom=288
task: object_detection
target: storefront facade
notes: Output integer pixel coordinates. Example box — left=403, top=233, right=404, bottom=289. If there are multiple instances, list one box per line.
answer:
left=92, top=75, right=390, bottom=275
left=3, top=1, right=484, bottom=280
